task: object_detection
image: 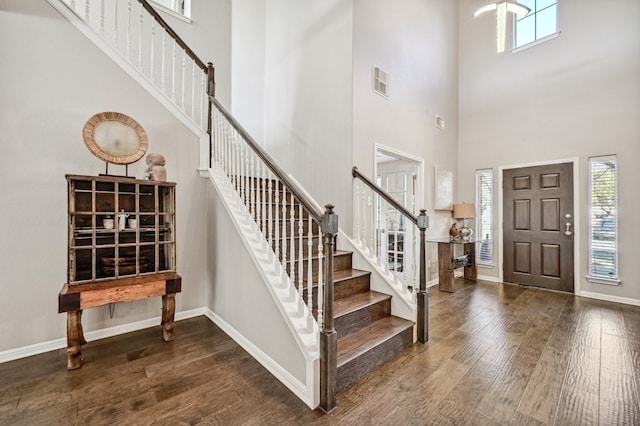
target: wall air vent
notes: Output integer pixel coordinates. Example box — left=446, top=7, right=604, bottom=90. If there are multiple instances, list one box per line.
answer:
left=373, top=66, right=390, bottom=98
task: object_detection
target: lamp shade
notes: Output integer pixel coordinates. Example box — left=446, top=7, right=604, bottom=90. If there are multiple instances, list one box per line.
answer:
left=453, top=203, right=476, bottom=219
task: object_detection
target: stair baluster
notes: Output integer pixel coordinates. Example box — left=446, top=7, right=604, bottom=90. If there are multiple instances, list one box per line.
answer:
left=296, top=199, right=303, bottom=316
left=352, top=167, right=429, bottom=343
left=306, top=213, right=313, bottom=331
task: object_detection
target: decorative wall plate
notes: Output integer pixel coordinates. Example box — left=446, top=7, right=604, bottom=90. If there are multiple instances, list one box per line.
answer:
left=83, top=112, right=148, bottom=165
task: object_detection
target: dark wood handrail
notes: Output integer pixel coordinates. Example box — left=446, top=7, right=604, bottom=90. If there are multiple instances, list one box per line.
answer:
left=209, top=95, right=324, bottom=222
left=352, top=166, right=418, bottom=227
left=138, top=0, right=207, bottom=72
left=352, top=166, right=429, bottom=344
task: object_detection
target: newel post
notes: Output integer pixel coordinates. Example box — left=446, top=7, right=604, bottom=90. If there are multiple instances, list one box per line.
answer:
left=417, top=209, right=429, bottom=343
left=320, top=204, right=338, bottom=412
left=207, top=62, right=216, bottom=98
left=206, top=62, right=215, bottom=168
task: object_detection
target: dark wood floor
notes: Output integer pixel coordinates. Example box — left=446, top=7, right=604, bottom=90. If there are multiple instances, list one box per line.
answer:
left=2, top=279, right=639, bottom=425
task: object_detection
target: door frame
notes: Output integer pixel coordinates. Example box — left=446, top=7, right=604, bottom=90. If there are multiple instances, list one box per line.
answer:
left=373, top=144, right=425, bottom=212
left=497, top=157, right=581, bottom=293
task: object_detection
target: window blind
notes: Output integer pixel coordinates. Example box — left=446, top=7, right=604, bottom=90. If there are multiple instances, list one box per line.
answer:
left=589, top=156, right=617, bottom=279
left=476, top=169, right=493, bottom=264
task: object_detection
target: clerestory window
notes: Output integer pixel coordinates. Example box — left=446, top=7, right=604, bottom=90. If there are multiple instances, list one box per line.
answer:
left=514, top=0, right=558, bottom=49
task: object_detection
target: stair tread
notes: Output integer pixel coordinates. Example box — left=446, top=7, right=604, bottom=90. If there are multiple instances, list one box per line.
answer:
left=337, top=316, right=414, bottom=367
left=334, top=268, right=370, bottom=282
left=334, top=290, right=389, bottom=318
left=287, top=250, right=352, bottom=267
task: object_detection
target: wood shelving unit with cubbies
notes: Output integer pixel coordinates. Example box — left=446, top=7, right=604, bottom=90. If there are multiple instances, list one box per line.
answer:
left=58, top=175, right=181, bottom=370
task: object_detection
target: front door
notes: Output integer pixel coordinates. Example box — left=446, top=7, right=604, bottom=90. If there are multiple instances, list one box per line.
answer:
left=503, top=162, right=574, bottom=292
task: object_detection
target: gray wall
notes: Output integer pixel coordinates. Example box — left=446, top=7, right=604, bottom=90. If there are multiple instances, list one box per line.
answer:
left=458, top=0, right=640, bottom=302
left=352, top=0, right=460, bottom=281
left=230, top=0, right=354, bottom=229
left=0, top=0, right=228, bottom=353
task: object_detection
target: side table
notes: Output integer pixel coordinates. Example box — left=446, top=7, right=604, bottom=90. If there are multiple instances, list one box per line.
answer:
left=428, top=238, right=477, bottom=292
left=58, top=272, right=181, bottom=369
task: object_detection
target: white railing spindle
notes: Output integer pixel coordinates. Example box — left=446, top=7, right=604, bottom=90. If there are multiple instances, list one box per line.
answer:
left=100, top=0, right=105, bottom=34
left=354, top=180, right=361, bottom=243
left=249, top=153, right=255, bottom=222
left=181, top=50, right=186, bottom=110
left=113, top=1, right=118, bottom=44
left=361, top=190, right=367, bottom=252
left=268, top=177, right=274, bottom=250
left=191, top=62, right=196, bottom=119
left=297, top=201, right=304, bottom=313
left=171, top=40, right=176, bottom=101
left=200, top=73, right=205, bottom=127
left=317, top=235, right=324, bottom=329
left=150, top=19, right=155, bottom=82
left=161, top=30, right=166, bottom=91
left=138, top=2, right=143, bottom=68
left=274, top=179, right=280, bottom=268
left=281, top=187, right=288, bottom=277
left=306, top=212, right=313, bottom=330
left=127, top=0, right=132, bottom=58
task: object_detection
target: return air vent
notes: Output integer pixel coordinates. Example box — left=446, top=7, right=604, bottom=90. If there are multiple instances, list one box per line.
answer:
left=373, top=66, right=389, bottom=98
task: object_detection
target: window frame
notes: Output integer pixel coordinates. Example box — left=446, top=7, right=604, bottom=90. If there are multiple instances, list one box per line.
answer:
left=150, top=0, right=192, bottom=22
left=513, top=0, right=559, bottom=51
left=476, top=168, right=494, bottom=266
left=586, top=155, right=621, bottom=285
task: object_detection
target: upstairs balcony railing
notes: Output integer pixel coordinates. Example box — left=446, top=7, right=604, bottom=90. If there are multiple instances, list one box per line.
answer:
left=59, top=0, right=212, bottom=134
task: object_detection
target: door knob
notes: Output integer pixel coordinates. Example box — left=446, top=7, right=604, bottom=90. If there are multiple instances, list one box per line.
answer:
left=565, top=222, right=572, bottom=236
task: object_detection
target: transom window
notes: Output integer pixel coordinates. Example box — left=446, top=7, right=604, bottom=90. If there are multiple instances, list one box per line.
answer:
left=515, top=0, right=558, bottom=48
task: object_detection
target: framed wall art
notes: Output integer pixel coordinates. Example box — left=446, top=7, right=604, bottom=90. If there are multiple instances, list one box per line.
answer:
left=434, top=165, right=453, bottom=211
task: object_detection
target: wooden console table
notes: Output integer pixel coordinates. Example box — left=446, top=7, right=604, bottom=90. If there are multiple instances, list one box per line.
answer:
left=58, top=272, right=181, bottom=369
left=428, top=239, right=477, bottom=292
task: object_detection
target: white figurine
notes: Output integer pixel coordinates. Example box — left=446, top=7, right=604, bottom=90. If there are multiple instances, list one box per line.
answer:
left=118, top=209, right=128, bottom=230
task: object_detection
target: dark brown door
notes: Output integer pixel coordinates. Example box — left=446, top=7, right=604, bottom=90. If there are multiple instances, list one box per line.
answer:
left=503, top=163, right=574, bottom=292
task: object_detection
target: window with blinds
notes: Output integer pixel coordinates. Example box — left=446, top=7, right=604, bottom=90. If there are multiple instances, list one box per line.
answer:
left=476, top=169, right=493, bottom=265
left=588, top=155, right=618, bottom=282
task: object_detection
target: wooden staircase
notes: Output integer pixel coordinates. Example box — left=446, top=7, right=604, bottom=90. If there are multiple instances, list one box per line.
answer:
left=245, top=181, right=415, bottom=393
left=325, top=251, right=414, bottom=392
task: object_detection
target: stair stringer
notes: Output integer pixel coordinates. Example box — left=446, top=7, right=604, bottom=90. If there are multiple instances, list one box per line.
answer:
left=46, top=0, right=210, bottom=174
left=207, top=165, right=320, bottom=409
left=336, top=231, right=418, bottom=341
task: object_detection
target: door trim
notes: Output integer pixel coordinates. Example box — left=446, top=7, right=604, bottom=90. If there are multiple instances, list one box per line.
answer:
left=498, top=158, right=580, bottom=294
left=373, top=144, right=425, bottom=212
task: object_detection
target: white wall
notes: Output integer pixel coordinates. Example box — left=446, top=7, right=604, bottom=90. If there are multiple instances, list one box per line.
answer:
left=458, top=0, right=640, bottom=302
left=157, top=0, right=232, bottom=107
left=0, top=0, right=213, bottom=353
left=230, top=0, right=266, bottom=142
left=352, top=0, right=460, bottom=282
left=262, top=0, right=354, bottom=228
left=206, top=183, right=307, bottom=385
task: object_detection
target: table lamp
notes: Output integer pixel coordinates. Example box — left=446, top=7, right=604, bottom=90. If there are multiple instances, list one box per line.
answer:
left=453, top=203, right=476, bottom=240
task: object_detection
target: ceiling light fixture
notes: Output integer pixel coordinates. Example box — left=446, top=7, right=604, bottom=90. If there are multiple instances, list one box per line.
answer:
left=474, top=1, right=531, bottom=53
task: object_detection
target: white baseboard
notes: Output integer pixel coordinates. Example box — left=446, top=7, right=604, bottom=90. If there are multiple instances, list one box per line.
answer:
left=578, top=291, right=640, bottom=307
left=427, top=278, right=439, bottom=288
left=477, top=274, right=502, bottom=283
left=0, top=307, right=206, bottom=364
left=204, top=309, right=317, bottom=409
